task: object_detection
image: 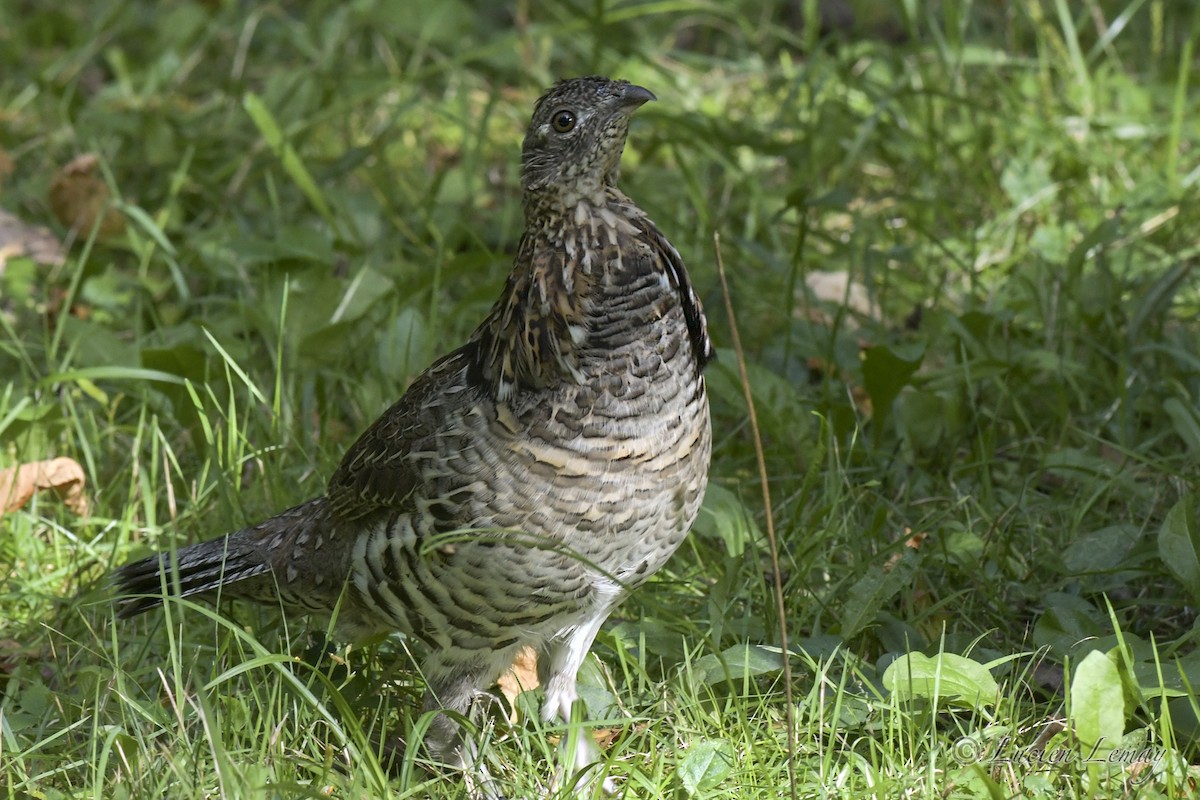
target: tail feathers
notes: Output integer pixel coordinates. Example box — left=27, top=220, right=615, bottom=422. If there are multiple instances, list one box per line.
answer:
left=114, top=538, right=273, bottom=617
left=114, top=498, right=325, bottom=617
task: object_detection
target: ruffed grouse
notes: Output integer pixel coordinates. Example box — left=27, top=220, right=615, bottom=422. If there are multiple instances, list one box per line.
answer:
left=116, top=76, right=713, bottom=797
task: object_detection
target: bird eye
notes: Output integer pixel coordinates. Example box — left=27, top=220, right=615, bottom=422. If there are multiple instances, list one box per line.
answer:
left=551, top=110, right=576, bottom=133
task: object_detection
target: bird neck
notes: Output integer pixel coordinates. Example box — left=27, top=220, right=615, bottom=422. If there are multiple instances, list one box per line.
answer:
left=471, top=190, right=675, bottom=401
left=521, top=177, right=611, bottom=224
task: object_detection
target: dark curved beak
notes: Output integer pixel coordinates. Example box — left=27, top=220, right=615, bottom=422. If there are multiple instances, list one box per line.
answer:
left=619, top=83, right=657, bottom=108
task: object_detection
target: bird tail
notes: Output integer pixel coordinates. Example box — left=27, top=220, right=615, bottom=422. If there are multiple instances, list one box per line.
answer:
left=114, top=497, right=327, bottom=617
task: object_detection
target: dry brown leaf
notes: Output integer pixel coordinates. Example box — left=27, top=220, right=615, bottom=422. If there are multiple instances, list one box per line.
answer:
left=496, top=648, right=619, bottom=751
left=0, top=457, right=91, bottom=516
left=0, top=146, right=13, bottom=191
left=0, top=208, right=67, bottom=270
left=1126, top=759, right=1153, bottom=783
left=884, top=528, right=928, bottom=571
left=48, top=153, right=125, bottom=239
left=850, top=384, right=872, bottom=417
left=591, top=727, right=621, bottom=749
left=497, top=646, right=540, bottom=722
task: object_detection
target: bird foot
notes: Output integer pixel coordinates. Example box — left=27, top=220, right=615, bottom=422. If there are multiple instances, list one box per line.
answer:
left=553, top=768, right=618, bottom=798
left=551, top=715, right=618, bottom=798
left=376, top=732, right=507, bottom=800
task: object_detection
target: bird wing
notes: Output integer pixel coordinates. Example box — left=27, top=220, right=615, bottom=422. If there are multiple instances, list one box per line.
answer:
left=629, top=214, right=715, bottom=368
left=325, top=345, right=480, bottom=522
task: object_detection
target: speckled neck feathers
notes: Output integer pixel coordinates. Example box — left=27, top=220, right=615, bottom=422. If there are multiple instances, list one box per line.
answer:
left=472, top=189, right=713, bottom=401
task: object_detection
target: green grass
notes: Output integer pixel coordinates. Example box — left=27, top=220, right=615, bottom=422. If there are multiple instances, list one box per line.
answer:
left=3, top=1, right=1200, bottom=798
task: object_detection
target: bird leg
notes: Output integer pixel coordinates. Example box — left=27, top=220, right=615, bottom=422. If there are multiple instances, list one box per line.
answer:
left=420, top=660, right=507, bottom=800
left=539, top=612, right=617, bottom=796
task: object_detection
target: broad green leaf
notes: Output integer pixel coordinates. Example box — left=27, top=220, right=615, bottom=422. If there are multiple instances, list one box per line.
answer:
left=883, top=652, right=998, bottom=711
left=1158, top=497, right=1200, bottom=604
left=220, top=226, right=336, bottom=266
left=691, top=643, right=785, bottom=686
left=378, top=306, right=429, bottom=382
left=678, top=739, right=734, bottom=796
left=1032, top=592, right=1106, bottom=655
left=327, top=267, right=393, bottom=326
left=861, top=343, right=924, bottom=432
left=1000, top=155, right=1055, bottom=206
left=79, top=267, right=134, bottom=311
left=943, top=529, right=985, bottom=566
left=703, top=356, right=813, bottom=437
left=895, top=388, right=959, bottom=452
left=1060, top=525, right=1140, bottom=573
left=1163, top=398, right=1200, bottom=454
left=692, top=483, right=761, bottom=557
left=141, top=343, right=209, bottom=382
left=839, top=551, right=919, bottom=640
left=0, top=257, right=38, bottom=303
left=298, top=270, right=394, bottom=360
left=1029, top=222, right=1075, bottom=262
left=1132, top=647, right=1200, bottom=698
left=792, top=634, right=844, bottom=661
left=1069, top=650, right=1124, bottom=751
left=575, top=657, right=619, bottom=720
left=17, top=680, right=53, bottom=717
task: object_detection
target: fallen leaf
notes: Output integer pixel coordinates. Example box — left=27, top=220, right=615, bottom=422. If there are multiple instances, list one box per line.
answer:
left=591, top=727, right=621, bottom=749
left=885, top=529, right=928, bottom=571
left=497, top=646, right=540, bottom=722
left=48, top=153, right=125, bottom=239
left=0, top=146, right=12, bottom=190
left=496, top=648, right=620, bottom=751
left=0, top=458, right=91, bottom=516
left=851, top=384, right=872, bottom=417
left=0, top=209, right=66, bottom=269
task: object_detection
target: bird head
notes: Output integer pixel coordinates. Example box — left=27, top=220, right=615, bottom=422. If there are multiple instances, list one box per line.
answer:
left=520, top=76, right=656, bottom=209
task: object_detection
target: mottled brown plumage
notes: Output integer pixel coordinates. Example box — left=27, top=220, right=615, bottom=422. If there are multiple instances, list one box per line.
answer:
left=115, top=76, right=712, bottom=798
